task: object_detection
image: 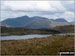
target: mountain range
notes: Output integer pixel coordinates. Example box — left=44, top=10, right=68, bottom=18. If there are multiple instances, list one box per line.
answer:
left=50, top=18, right=67, bottom=22
left=1, top=16, right=72, bottom=29
left=70, top=21, right=75, bottom=25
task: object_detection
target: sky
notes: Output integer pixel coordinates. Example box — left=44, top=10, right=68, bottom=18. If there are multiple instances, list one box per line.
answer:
left=0, top=0, right=75, bottom=22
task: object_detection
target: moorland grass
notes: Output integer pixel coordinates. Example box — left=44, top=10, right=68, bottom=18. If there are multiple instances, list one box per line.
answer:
left=0, top=35, right=74, bottom=55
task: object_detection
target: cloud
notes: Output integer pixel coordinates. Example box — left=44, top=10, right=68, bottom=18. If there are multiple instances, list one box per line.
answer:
left=2, top=1, right=66, bottom=12
left=61, top=1, right=75, bottom=12
left=61, top=11, right=74, bottom=22
left=53, top=11, right=74, bottom=22
left=1, top=0, right=74, bottom=22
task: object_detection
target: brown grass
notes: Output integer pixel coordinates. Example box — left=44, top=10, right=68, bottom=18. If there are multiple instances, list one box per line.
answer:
left=0, top=35, right=74, bottom=55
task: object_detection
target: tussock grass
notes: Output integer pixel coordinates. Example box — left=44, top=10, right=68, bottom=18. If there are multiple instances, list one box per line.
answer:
left=1, top=35, right=74, bottom=55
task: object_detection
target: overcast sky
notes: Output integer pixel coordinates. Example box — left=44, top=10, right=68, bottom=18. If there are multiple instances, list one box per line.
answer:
left=0, top=0, right=75, bottom=22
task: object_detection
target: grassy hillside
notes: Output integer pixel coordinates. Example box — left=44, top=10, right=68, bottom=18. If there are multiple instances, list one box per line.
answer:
left=1, top=26, right=60, bottom=36
left=1, top=25, right=74, bottom=36
left=1, top=35, right=74, bottom=55
left=53, top=25, right=74, bottom=33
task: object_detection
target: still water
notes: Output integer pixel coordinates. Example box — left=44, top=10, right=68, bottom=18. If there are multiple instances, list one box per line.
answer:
left=0, top=34, right=52, bottom=40
left=0, top=33, right=75, bottom=40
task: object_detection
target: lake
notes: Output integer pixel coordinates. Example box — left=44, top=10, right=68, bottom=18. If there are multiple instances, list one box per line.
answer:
left=0, top=33, right=75, bottom=40
left=0, top=34, right=52, bottom=40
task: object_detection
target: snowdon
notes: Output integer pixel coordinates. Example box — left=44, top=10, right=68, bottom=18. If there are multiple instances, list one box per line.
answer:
left=1, top=16, right=71, bottom=29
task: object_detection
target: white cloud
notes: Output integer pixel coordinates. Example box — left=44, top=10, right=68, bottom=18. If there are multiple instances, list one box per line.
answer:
left=36, top=1, right=56, bottom=11
left=2, top=1, right=66, bottom=12
left=4, top=1, right=38, bottom=11
left=60, top=12, right=74, bottom=22
left=1, top=0, right=74, bottom=22
left=49, top=11, right=74, bottom=22
left=61, top=1, right=75, bottom=12
left=49, top=1, right=66, bottom=12
left=1, top=10, right=26, bottom=21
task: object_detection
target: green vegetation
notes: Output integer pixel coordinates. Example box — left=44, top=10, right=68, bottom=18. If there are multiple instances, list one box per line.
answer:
left=53, top=25, right=74, bottom=33
left=1, top=25, right=74, bottom=36
left=1, top=35, right=74, bottom=55
left=1, top=26, right=60, bottom=36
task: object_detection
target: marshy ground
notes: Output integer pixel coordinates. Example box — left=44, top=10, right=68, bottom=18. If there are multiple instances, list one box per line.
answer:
left=0, top=35, right=74, bottom=55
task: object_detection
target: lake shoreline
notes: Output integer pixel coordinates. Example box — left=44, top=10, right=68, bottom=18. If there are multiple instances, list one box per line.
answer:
left=0, top=33, right=75, bottom=40
left=1, top=25, right=74, bottom=36
left=1, top=33, right=52, bottom=36
left=1, top=35, right=74, bottom=55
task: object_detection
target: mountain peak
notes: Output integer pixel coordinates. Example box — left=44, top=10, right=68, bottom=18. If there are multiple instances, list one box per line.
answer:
left=31, top=16, right=48, bottom=20
left=1, top=16, right=71, bottom=29
left=54, top=18, right=67, bottom=22
left=18, top=15, right=29, bottom=19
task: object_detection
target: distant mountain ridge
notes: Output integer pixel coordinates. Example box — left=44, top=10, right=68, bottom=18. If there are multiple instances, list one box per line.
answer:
left=1, top=16, right=71, bottom=29
left=51, top=18, right=68, bottom=22
left=70, top=21, right=75, bottom=25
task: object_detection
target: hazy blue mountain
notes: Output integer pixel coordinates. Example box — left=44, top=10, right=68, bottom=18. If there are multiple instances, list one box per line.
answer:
left=70, top=21, right=75, bottom=25
left=51, top=18, right=68, bottom=22
left=1, top=16, right=71, bottom=29
left=1, top=16, right=32, bottom=27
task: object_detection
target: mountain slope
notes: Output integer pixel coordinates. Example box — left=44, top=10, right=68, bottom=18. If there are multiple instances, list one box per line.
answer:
left=51, top=18, right=68, bottom=22
left=70, top=21, right=75, bottom=25
left=1, top=16, right=71, bottom=29
left=53, top=25, right=74, bottom=33
left=1, top=16, right=32, bottom=27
